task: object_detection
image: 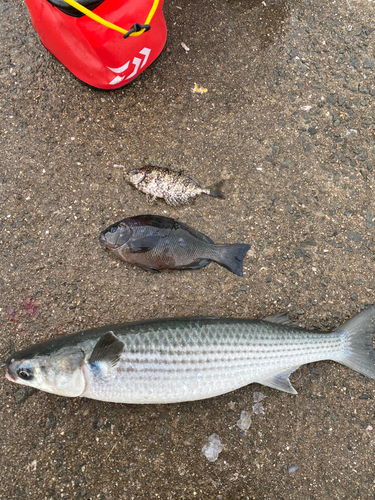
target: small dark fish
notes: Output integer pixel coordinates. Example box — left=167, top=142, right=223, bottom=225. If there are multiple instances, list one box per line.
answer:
left=122, top=164, right=225, bottom=206
left=99, top=215, right=251, bottom=276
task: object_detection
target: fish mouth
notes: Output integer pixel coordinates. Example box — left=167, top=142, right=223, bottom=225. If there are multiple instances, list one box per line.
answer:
left=131, top=172, right=146, bottom=185
left=5, top=370, right=16, bottom=382
left=99, top=232, right=118, bottom=249
left=99, top=237, right=121, bottom=251
left=99, top=232, right=108, bottom=246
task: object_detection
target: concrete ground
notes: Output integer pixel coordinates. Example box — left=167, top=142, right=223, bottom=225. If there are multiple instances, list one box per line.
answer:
left=1, top=0, right=375, bottom=498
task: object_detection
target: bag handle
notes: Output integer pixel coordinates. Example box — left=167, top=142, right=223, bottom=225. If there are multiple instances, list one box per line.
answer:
left=61, top=0, right=160, bottom=37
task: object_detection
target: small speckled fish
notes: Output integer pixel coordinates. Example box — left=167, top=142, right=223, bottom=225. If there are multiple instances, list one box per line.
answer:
left=122, top=164, right=225, bottom=206
left=5, top=307, right=375, bottom=404
left=99, top=215, right=251, bottom=276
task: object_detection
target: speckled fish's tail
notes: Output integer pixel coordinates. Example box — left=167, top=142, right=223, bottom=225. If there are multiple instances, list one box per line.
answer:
left=205, top=180, right=225, bottom=200
left=214, top=243, right=251, bottom=277
left=335, top=305, right=375, bottom=380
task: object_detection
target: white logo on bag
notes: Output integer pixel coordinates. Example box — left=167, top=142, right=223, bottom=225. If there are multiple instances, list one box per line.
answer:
left=108, top=47, right=151, bottom=85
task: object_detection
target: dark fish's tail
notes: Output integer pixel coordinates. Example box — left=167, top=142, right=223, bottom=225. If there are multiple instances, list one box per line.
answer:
left=207, top=180, right=225, bottom=200
left=214, top=243, right=251, bottom=277
left=335, top=305, right=375, bottom=380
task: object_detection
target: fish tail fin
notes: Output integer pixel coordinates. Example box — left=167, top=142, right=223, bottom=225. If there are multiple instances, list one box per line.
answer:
left=207, top=180, right=225, bottom=200
left=214, top=243, right=251, bottom=277
left=335, top=305, right=375, bottom=380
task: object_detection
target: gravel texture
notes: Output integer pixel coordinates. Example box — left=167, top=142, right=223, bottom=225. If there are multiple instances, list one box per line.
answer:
left=1, top=0, right=375, bottom=498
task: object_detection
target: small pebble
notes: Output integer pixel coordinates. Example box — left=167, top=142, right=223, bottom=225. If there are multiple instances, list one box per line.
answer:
left=287, top=464, right=298, bottom=474
left=346, top=129, right=357, bottom=137
left=348, top=231, right=362, bottom=245
left=363, top=59, right=374, bottom=69
left=350, top=55, right=360, bottom=69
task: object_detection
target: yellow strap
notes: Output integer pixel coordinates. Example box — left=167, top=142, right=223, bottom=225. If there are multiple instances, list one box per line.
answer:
left=61, top=0, right=159, bottom=37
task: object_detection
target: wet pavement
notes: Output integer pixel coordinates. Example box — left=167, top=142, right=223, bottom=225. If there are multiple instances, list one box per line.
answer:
left=1, top=0, right=375, bottom=498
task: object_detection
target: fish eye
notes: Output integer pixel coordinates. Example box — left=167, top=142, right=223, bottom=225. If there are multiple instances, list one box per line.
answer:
left=110, top=227, right=117, bottom=233
left=17, top=367, right=33, bottom=381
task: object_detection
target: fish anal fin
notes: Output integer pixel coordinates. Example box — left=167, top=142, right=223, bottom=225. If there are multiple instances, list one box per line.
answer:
left=260, top=367, right=299, bottom=394
left=177, top=259, right=211, bottom=270
left=136, top=264, right=161, bottom=273
left=89, top=332, right=124, bottom=370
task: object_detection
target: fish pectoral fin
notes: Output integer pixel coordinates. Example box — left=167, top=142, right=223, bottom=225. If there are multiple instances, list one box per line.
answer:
left=128, top=236, right=161, bottom=253
left=89, top=332, right=125, bottom=370
left=260, top=367, right=298, bottom=394
left=146, top=194, right=157, bottom=205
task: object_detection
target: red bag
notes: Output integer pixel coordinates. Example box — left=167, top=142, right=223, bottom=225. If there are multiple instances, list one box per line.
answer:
left=24, top=0, right=167, bottom=89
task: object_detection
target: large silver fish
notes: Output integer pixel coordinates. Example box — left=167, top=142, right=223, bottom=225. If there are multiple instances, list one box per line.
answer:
left=5, top=307, right=375, bottom=404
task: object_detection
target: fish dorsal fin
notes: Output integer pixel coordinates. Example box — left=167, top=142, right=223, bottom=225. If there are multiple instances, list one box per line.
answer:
left=261, top=367, right=298, bottom=394
left=262, top=313, right=298, bottom=327
left=89, top=332, right=124, bottom=370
